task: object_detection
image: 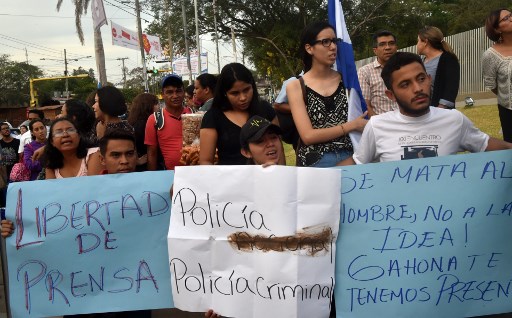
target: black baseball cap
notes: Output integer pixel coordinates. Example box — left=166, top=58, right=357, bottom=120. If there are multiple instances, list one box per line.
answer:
left=240, top=115, right=282, bottom=149
left=161, top=74, right=183, bottom=88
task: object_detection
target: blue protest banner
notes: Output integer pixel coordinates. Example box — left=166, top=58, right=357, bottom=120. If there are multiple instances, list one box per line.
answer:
left=335, top=150, right=512, bottom=317
left=5, top=171, right=174, bottom=317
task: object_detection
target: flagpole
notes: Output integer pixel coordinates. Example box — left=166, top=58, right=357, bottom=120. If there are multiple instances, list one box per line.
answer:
left=328, top=0, right=367, bottom=149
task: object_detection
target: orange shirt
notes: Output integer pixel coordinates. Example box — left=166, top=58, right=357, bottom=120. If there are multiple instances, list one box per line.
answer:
left=144, top=107, right=191, bottom=170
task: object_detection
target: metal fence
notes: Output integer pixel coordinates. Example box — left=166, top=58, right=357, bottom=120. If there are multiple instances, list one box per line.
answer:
left=355, top=27, right=493, bottom=94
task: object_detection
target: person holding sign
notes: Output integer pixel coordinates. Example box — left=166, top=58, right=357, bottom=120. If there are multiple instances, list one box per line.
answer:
left=1, top=129, right=138, bottom=236
left=45, top=118, right=102, bottom=179
left=339, top=52, right=512, bottom=165
left=2, top=129, right=151, bottom=318
left=205, top=117, right=334, bottom=318
left=239, top=115, right=285, bottom=166
left=204, top=116, right=284, bottom=318
left=98, top=129, right=138, bottom=174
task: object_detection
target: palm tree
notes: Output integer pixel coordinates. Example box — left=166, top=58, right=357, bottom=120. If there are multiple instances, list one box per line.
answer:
left=56, top=0, right=108, bottom=86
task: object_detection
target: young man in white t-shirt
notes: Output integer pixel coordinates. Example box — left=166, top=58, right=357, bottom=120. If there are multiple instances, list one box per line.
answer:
left=339, top=52, right=511, bottom=165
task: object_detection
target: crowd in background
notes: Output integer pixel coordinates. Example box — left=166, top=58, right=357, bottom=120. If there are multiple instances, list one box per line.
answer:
left=0, top=6, right=510, bottom=318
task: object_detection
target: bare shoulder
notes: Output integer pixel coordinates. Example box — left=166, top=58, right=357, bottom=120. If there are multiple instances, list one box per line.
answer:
left=286, top=78, right=301, bottom=96
left=287, top=78, right=300, bottom=89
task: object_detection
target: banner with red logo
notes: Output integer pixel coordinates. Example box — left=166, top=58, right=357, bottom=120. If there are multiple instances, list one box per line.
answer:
left=111, top=21, right=163, bottom=57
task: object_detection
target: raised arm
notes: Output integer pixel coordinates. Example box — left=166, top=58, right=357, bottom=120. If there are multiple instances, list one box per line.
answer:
left=23, top=144, right=41, bottom=172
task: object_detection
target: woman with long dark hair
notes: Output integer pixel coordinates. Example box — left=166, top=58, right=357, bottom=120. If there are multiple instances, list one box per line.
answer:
left=24, top=119, right=47, bottom=180
left=44, top=118, right=102, bottom=179
left=287, top=21, right=367, bottom=167
left=416, top=26, right=460, bottom=109
left=128, top=93, right=159, bottom=171
left=483, top=8, right=512, bottom=142
left=199, top=62, right=280, bottom=165
left=30, top=99, right=98, bottom=162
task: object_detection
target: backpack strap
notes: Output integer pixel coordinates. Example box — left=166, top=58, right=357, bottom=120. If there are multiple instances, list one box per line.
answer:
left=295, top=77, right=309, bottom=153
left=154, top=109, right=165, bottom=130
left=298, top=77, right=307, bottom=105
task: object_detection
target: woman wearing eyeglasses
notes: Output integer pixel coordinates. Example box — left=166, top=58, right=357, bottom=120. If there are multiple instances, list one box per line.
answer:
left=287, top=21, right=367, bottom=167
left=44, top=118, right=102, bottom=179
left=483, top=8, right=512, bottom=142
left=416, top=26, right=460, bottom=109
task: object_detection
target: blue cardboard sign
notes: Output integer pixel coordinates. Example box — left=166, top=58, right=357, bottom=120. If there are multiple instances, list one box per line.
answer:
left=335, top=150, right=512, bottom=317
left=5, top=171, right=174, bottom=317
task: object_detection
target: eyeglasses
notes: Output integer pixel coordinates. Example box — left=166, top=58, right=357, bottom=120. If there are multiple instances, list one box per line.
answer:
left=313, top=38, right=341, bottom=47
left=499, top=13, right=512, bottom=24
left=53, top=127, right=78, bottom=138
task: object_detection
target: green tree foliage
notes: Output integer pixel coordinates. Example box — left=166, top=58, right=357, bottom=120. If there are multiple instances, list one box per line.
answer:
left=125, top=67, right=145, bottom=92
left=146, top=0, right=327, bottom=85
left=339, top=0, right=511, bottom=59
left=69, top=67, right=98, bottom=101
left=0, top=55, right=43, bottom=106
left=445, top=0, right=511, bottom=34
left=32, top=67, right=97, bottom=104
left=146, top=0, right=511, bottom=84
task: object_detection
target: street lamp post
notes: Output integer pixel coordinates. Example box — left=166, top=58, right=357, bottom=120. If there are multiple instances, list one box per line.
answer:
left=193, top=0, right=201, bottom=75
left=40, top=50, right=91, bottom=98
left=213, top=0, right=221, bottom=74
left=135, top=0, right=149, bottom=92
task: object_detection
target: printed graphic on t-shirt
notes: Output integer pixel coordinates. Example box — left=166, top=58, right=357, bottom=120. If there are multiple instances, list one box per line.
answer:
left=1, top=143, right=19, bottom=166
left=401, top=145, right=438, bottom=160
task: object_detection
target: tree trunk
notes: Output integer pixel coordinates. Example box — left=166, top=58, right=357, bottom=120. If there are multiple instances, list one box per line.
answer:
left=94, top=28, right=108, bottom=86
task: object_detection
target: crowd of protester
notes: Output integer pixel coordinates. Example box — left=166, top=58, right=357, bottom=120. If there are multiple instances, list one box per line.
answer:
left=0, top=7, right=511, bottom=318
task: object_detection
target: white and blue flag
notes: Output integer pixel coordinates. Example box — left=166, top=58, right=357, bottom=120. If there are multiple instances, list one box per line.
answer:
left=328, top=0, right=367, bottom=149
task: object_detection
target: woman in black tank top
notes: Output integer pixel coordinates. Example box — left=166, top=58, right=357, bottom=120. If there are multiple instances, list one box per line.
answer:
left=287, top=21, right=368, bottom=167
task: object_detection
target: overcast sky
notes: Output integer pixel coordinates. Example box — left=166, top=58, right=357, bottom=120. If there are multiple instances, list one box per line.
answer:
left=0, top=0, right=239, bottom=85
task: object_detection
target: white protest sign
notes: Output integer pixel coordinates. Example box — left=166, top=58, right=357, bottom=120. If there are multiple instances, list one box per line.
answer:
left=168, top=165, right=340, bottom=318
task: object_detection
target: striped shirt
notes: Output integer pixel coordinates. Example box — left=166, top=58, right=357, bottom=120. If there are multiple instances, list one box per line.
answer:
left=358, top=59, right=398, bottom=114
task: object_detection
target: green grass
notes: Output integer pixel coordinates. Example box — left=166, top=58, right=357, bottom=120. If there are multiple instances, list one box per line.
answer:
left=459, top=104, right=502, bottom=139
left=283, top=104, right=502, bottom=166
left=284, top=143, right=296, bottom=166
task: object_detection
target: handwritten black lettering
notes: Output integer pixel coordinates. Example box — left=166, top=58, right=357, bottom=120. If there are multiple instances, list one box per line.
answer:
left=174, top=188, right=270, bottom=231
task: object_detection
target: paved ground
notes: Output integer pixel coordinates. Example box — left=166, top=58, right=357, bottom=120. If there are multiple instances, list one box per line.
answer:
left=455, top=97, right=497, bottom=108
left=454, top=91, right=497, bottom=109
